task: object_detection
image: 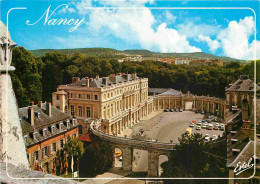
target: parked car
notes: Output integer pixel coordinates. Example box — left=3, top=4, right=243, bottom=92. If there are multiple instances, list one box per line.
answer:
left=207, top=124, right=213, bottom=130
left=213, top=126, right=219, bottom=130
left=164, top=109, right=169, bottom=112
left=201, top=111, right=205, bottom=114
left=175, top=108, right=179, bottom=112
left=196, top=126, right=201, bottom=130
left=170, top=109, right=174, bottom=112
left=212, top=135, right=217, bottom=140
left=220, top=126, right=225, bottom=131
left=197, top=122, right=202, bottom=126
left=190, top=123, right=195, bottom=127
left=204, top=137, right=210, bottom=142
left=202, top=125, right=207, bottom=129
left=202, top=120, right=206, bottom=123
left=205, top=134, right=210, bottom=137
left=215, top=123, right=220, bottom=127
left=119, top=156, right=122, bottom=161
left=180, top=108, right=183, bottom=112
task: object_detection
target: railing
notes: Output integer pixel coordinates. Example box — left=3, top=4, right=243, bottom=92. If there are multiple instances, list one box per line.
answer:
left=90, top=121, right=175, bottom=151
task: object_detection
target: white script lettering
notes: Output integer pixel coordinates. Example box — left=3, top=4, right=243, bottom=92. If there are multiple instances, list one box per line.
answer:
left=26, top=4, right=85, bottom=32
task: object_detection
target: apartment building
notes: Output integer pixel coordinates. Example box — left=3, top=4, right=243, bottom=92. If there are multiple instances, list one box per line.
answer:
left=52, top=73, right=153, bottom=136
left=19, top=102, right=79, bottom=173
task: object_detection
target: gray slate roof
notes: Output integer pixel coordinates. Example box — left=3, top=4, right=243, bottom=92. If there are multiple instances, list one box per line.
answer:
left=149, top=88, right=182, bottom=96
left=68, top=74, right=139, bottom=88
left=226, top=78, right=260, bottom=92
left=19, top=103, right=76, bottom=147
left=228, top=138, right=260, bottom=168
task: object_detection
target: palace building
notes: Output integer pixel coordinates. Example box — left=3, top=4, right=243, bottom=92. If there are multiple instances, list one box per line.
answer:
left=19, top=101, right=79, bottom=173
left=52, top=73, right=153, bottom=135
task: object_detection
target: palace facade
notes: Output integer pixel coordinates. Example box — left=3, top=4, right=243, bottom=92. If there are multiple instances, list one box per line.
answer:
left=52, top=73, right=153, bottom=135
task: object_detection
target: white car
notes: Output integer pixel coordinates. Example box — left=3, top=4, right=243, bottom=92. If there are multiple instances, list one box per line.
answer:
left=205, top=134, right=210, bottom=137
left=204, top=137, right=210, bottom=142
left=220, top=124, right=224, bottom=127
left=215, top=123, right=220, bottom=127
left=190, top=123, right=195, bottom=127
left=212, top=135, right=217, bottom=140
left=197, top=122, right=202, bottom=126
left=202, top=125, right=207, bottom=129
left=196, top=126, right=201, bottom=130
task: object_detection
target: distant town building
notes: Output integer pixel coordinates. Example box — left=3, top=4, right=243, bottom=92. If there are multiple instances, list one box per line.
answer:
left=19, top=102, right=79, bottom=173
left=52, top=73, right=153, bottom=135
left=175, top=58, right=190, bottom=65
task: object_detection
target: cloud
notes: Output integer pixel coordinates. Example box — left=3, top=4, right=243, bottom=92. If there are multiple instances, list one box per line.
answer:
left=57, top=5, right=76, bottom=14
left=198, top=35, right=220, bottom=52
left=176, top=21, right=221, bottom=38
left=71, top=0, right=201, bottom=53
left=217, top=16, right=258, bottom=60
left=165, top=10, right=176, bottom=24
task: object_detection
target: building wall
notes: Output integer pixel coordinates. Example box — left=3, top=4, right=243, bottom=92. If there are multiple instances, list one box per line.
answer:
left=27, top=127, right=78, bottom=173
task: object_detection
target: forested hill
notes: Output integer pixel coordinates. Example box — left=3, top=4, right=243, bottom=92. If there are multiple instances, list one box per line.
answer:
left=30, top=48, right=243, bottom=62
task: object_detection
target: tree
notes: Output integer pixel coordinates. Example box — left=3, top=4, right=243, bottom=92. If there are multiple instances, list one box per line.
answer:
left=79, top=136, right=113, bottom=177
left=11, top=47, right=43, bottom=107
left=161, top=133, right=227, bottom=184
left=64, top=136, right=85, bottom=158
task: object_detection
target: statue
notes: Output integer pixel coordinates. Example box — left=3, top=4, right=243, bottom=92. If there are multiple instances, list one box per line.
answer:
left=0, top=21, right=16, bottom=72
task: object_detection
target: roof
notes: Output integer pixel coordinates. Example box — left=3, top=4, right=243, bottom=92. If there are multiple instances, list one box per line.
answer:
left=67, top=74, right=140, bottom=88
left=53, top=90, right=67, bottom=95
left=79, top=134, right=92, bottom=142
left=226, top=76, right=260, bottom=92
left=19, top=103, right=77, bottom=147
left=228, top=138, right=260, bottom=168
left=148, top=88, right=171, bottom=94
left=159, top=88, right=182, bottom=96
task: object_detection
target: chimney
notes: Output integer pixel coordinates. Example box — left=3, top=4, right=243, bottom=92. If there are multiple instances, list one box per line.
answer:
left=131, top=73, right=136, bottom=80
left=72, top=77, right=80, bottom=83
left=28, top=107, right=34, bottom=126
left=38, top=101, right=42, bottom=108
left=46, top=102, right=52, bottom=117
left=86, top=78, right=90, bottom=87
left=102, top=77, right=108, bottom=86
left=96, top=75, right=99, bottom=79
left=29, top=101, right=34, bottom=106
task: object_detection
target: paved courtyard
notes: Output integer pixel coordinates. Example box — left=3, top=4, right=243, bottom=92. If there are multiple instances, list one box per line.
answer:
left=126, top=111, right=225, bottom=174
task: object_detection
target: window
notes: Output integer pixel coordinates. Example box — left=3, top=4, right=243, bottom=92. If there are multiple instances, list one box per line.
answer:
left=87, top=94, right=90, bottom=99
left=66, top=120, right=70, bottom=128
left=94, top=95, right=98, bottom=100
left=34, top=151, right=38, bottom=161
left=103, top=94, right=106, bottom=99
left=43, top=128, right=47, bottom=137
left=24, top=135, right=28, bottom=143
left=71, top=105, right=75, bottom=116
left=57, top=96, right=60, bottom=100
left=59, top=123, right=63, bottom=131
left=33, top=132, right=37, bottom=140
left=60, top=139, right=64, bottom=149
left=78, top=94, right=82, bottom=99
left=70, top=93, right=73, bottom=98
left=86, top=107, right=91, bottom=117
left=65, top=106, right=67, bottom=113
left=78, top=106, right=83, bottom=117
left=43, top=146, right=48, bottom=157
left=52, top=143, right=56, bottom=152
left=51, top=126, right=55, bottom=133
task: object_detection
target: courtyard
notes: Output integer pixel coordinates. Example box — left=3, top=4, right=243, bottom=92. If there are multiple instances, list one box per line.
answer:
left=115, top=110, right=225, bottom=175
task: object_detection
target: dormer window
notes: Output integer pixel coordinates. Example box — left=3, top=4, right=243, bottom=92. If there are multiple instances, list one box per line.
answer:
left=43, top=128, right=47, bottom=137
left=24, top=135, right=28, bottom=143
left=66, top=120, right=70, bottom=128
left=51, top=126, right=55, bottom=133
left=59, top=122, right=63, bottom=131
left=33, top=132, right=37, bottom=140
left=72, top=118, right=76, bottom=126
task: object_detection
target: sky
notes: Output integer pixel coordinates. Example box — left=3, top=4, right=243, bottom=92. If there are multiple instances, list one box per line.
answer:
left=1, top=0, right=260, bottom=60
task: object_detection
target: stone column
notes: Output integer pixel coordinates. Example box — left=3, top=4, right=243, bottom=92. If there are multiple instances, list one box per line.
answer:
left=122, top=147, right=133, bottom=171
left=163, top=100, right=164, bottom=109
left=148, top=151, right=158, bottom=177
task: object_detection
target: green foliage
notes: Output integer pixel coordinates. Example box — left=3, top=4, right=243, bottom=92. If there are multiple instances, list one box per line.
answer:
left=11, top=47, right=43, bottom=107
left=12, top=47, right=254, bottom=107
left=64, top=136, right=85, bottom=158
left=79, top=136, right=113, bottom=177
left=161, top=133, right=228, bottom=184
